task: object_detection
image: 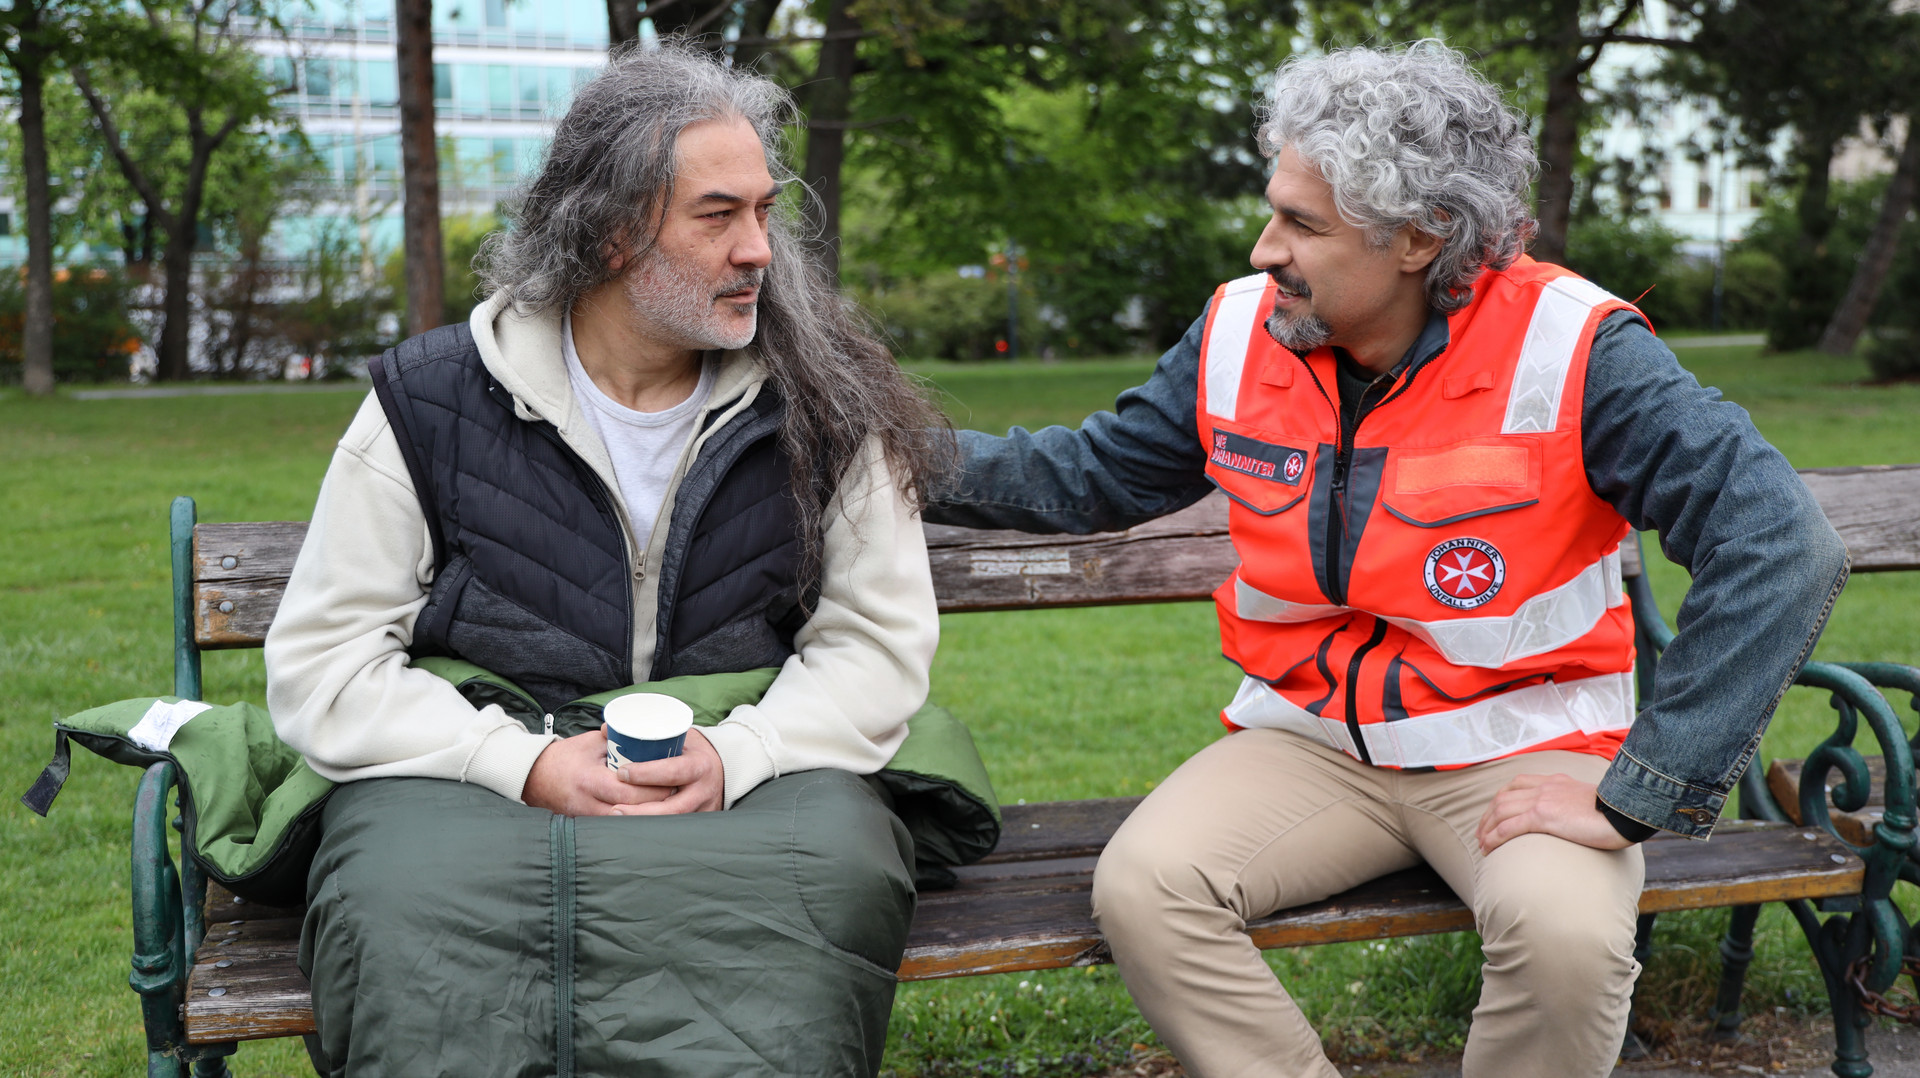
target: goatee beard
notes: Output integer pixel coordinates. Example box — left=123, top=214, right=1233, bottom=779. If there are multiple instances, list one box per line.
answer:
left=1266, top=308, right=1332, bottom=355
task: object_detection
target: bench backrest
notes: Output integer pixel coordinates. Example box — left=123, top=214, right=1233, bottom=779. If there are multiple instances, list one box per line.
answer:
left=182, top=464, right=1920, bottom=655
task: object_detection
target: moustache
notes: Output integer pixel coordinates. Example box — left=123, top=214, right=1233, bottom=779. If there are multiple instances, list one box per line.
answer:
left=714, top=269, right=766, bottom=300
left=1266, top=267, right=1311, bottom=298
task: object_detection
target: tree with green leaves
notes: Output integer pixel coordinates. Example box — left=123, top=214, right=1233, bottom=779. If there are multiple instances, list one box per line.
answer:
left=837, top=0, right=1297, bottom=351
left=68, top=0, right=289, bottom=379
left=1676, top=0, right=1918, bottom=351
left=1307, top=0, right=1697, bottom=266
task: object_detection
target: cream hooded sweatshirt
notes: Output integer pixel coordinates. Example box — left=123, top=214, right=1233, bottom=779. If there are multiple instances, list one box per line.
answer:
left=264, top=294, right=938, bottom=808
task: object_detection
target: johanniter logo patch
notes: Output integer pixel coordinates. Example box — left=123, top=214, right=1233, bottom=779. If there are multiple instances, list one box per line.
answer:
left=1424, top=537, right=1506, bottom=609
left=1210, top=431, right=1308, bottom=486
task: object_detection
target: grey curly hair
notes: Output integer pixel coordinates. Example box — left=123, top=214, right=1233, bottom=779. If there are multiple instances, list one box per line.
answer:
left=1255, top=41, right=1539, bottom=312
left=475, top=40, right=952, bottom=587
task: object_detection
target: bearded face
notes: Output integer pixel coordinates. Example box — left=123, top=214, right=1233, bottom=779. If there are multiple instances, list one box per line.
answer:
left=621, top=240, right=766, bottom=353
left=1263, top=264, right=1333, bottom=355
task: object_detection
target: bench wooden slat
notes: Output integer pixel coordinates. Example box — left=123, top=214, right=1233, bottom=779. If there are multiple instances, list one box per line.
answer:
left=1800, top=464, right=1920, bottom=572
left=187, top=462, right=1920, bottom=651
left=982, top=798, right=1142, bottom=863
left=1768, top=756, right=1888, bottom=847
left=182, top=812, right=1864, bottom=1043
left=185, top=918, right=312, bottom=1043
left=923, top=494, right=1234, bottom=612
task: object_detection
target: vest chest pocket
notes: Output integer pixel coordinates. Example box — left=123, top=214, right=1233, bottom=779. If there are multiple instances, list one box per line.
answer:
left=1379, top=438, right=1542, bottom=529
left=1203, top=424, right=1314, bottom=515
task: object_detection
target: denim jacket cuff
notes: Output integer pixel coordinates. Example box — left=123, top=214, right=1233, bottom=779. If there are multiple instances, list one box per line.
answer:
left=1598, top=749, right=1727, bottom=840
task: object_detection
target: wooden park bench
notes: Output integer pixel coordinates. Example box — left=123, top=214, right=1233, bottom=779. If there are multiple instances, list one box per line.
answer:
left=125, top=464, right=1920, bottom=1077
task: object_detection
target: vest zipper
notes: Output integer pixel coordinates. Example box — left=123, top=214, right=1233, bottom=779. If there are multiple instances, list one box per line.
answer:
left=1300, top=361, right=1390, bottom=607
left=524, top=416, right=638, bottom=677
left=1343, top=618, right=1389, bottom=765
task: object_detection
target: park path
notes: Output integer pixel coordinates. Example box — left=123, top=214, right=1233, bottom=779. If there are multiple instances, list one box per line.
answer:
left=1667, top=333, right=1766, bottom=349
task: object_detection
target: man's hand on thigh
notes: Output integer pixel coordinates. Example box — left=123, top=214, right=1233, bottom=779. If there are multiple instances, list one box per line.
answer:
left=522, top=728, right=676, bottom=816
left=1476, top=773, right=1632, bottom=854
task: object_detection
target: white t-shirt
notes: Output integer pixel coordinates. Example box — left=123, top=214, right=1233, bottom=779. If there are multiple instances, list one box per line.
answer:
left=561, top=315, right=717, bottom=553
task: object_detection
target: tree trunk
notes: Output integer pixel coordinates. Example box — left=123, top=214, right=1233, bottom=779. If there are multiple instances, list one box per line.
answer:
left=1533, top=61, right=1581, bottom=266
left=1818, top=119, right=1920, bottom=355
left=1769, top=131, right=1841, bottom=351
left=397, top=0, right=445, bottom=337
left=1532, top=0, right=1586, bottom=267
left=800, top=0, right=859, bottom=282
left=608, top=0, right=639, bottom=51
left=153, top=228, right=197, bottom=381
left=152, top=137, right=219, bottom=381
left=15, top=15, right=55, bottom=396
left=225, top=235, right=265, bottom=374
left=729, top=0, right=784, bottom=73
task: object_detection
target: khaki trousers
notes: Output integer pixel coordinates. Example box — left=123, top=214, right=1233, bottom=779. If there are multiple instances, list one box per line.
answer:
left=1090, top=729, right=1645, bottom=1078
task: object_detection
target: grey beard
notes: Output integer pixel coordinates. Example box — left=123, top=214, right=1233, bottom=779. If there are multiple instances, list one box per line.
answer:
left=623, top=247, right=764, bottom=352
left=1265, top=308, right=1332, bottom=355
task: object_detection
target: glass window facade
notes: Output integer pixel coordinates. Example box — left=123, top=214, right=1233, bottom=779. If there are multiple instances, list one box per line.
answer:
left=245, top=0, right=608, bottom=255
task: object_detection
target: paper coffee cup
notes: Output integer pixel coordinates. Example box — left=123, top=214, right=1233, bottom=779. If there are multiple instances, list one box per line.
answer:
left=604, top=694, right=695, bottom=770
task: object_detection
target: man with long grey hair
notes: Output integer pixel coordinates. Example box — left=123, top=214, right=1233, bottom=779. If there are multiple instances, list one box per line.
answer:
left=264, top=41, right=962, bottom=1076
left=927, top=41, right=1844, bottom=1076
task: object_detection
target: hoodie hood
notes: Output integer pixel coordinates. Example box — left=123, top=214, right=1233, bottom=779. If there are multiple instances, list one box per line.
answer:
left=467, top=291, right=770, bottom=478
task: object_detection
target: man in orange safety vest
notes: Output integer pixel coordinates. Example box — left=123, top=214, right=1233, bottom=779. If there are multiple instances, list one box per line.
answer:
left=926, top=41, right=1849, bottom=1078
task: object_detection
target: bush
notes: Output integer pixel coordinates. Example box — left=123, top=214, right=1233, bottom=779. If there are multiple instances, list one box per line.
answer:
left=1737, top=176, right=1920, bottom=352
left=382, top=213, right=500, bottom=330
left=1866, top=327, right=1920, bottom=380
left=853, top=271, right=1043, bottom=361
left=1717, top=248, right=1787, bottom=331
left=1565, top=215, right=1726, bottom=331
left=0, top=264, right=145, bottom=383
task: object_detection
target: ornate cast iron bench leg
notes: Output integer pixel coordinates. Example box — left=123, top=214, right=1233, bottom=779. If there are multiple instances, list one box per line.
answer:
left=1783, top=663, right=1917, bottom=1078
left=131, top=762, right=236, bottom=1078
left=1710, top=764, right=1789, bottom=1043
left=1628, top=546, right=1919, bottom=1075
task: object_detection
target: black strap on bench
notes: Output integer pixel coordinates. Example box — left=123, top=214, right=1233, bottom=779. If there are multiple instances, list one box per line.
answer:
left=19, top=727, right=70, bottom=817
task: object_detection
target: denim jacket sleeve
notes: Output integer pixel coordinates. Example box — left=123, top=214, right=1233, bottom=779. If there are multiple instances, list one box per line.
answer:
left=922, top=309, right=1215, bottom=534
left=1583, top=312, right=1850, bottom=839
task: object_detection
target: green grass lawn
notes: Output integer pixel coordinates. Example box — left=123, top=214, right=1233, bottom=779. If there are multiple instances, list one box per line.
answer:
left=2, top=345, right=1916, bottom=1076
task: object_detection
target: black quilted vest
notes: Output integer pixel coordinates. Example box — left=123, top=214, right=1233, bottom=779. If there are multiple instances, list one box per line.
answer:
left=369, top=324, right=812, bottom=712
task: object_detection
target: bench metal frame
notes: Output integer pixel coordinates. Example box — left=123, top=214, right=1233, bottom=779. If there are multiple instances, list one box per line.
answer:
left=1628, top=568, right=1920, bottom=1077
left=129, top=471, right=1920, bottom=1076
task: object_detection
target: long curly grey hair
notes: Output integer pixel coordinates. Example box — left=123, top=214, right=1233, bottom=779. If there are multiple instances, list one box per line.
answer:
left=476, top=40, right=951, bottom=582
left=1255, top=41, right=1540, bottom=312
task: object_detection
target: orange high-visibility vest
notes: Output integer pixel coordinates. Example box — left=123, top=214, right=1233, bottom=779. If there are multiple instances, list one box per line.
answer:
left=1197, top=257, right=1641, bottom=769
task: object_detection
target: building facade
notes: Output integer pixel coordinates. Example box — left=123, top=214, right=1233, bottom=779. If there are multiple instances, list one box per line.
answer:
left=254, top=0, right=612, bottom=257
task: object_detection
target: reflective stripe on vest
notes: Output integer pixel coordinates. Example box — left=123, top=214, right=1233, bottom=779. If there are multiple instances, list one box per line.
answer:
left=1201, top=271, right=1617, bottom=432
left=1504, top=276, right=1617, bottom=434
left=1233, top=545, right=1625, bottom=668
left=1197, top=258, right=1641, bottom=768
left=1203, top=274, right=1273, bottom=423
left=1222, top=670, right=1634, bottom=769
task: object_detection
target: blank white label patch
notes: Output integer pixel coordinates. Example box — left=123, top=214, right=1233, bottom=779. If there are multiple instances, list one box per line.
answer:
left=970, top=551, right=1072, bottom=576
left=128, top=699, right=214, bottom=752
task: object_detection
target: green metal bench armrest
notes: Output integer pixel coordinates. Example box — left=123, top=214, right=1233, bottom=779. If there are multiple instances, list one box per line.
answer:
left=1624, top=533, right=1917, bottom=1007
left=132, top=761, right=237, bottom=1077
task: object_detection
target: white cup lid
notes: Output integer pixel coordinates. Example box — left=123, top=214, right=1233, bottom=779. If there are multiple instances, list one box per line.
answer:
left=603, top=694, right=694, bottom=740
